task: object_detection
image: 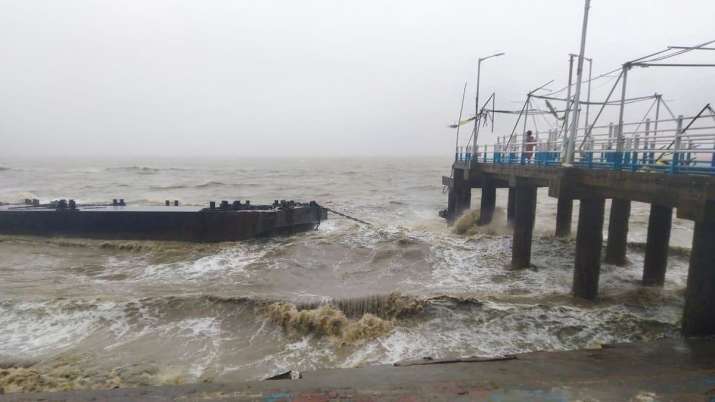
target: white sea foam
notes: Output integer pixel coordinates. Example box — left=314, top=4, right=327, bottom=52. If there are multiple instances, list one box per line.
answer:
left=139, top=246, right=266, bottom=282
left=0, top=300, right=125, bottom=358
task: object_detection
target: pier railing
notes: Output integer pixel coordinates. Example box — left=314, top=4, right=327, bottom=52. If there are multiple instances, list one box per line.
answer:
left=456, top=113, right=715, bottom=175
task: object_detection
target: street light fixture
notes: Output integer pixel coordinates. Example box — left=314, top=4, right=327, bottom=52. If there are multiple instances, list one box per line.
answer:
left=473, top=52, right=506, bottom=156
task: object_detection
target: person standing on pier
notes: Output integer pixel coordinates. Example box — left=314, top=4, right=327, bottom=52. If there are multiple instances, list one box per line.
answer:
left=525, top=130, right=536, bottom=161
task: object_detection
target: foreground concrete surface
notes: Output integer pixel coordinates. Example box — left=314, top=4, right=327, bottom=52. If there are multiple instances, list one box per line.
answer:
left=2, top=338, right=715, bottom=402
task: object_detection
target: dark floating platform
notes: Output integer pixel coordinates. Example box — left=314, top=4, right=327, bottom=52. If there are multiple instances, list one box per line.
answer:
left=0, top=199, right=327, bottom=242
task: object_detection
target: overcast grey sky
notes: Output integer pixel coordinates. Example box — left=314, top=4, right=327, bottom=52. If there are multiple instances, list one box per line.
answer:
left=1, top=0, right=713, bottom=158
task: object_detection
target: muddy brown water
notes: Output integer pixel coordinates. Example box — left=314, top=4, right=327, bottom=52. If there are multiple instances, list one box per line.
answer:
left=0, top=157, right=692, bottom=392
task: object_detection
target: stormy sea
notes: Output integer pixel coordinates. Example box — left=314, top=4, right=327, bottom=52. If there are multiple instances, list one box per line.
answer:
left=0, top=157, right=692, bottom=393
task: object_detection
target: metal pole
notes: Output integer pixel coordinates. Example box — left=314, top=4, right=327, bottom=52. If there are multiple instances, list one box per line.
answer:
left=644, top=119, right=650, bottom=164
left=564, top=0, right=592, bottom=165
left=671, top=115, right=683, bottom=174
left=559, top=54, right=575, bottom=161
left=616, top=63, right=630, bottom=169
left=472, top=59, right=482, bottom=158
left=653, top=94, right=661, bottom=163
left=472, top=52, right=505, bottom=154
left=653, top=94, right=661, bottom=136
left=454, top=82, right=468, bottom=161
left=562, top=54, right=575, bottom=141
left=584, top=58, right=593, bottom=136
left=521, top=96, right=530, bottom=164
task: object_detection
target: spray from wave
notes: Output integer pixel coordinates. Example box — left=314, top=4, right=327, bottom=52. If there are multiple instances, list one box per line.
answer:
left=266, top=303, right=392, bottom=346
left=452, top=208, right=510, bottom=236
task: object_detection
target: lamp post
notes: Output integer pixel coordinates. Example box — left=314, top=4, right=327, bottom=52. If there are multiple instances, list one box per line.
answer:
left=563, top=0, right=592, bottom=165
left=472, top=52, right=505, bottom=157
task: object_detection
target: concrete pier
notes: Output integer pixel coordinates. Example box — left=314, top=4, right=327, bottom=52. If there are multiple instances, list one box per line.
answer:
left=443, top=160, right=715, bottom=335
left=555, top=196, right=573, bottom=237
left=446, top=168, right=470, bottom=222
left=511, top=184, right=537, bottom=269
left=682, top=220, right=715, bottom=336
left=642, top=204, right=672, bottom=286
left=478, top=182, right=496, bottom=225
left=572, top=198, right=605, bottom=300
left=605, top=199, right=631, bottom=266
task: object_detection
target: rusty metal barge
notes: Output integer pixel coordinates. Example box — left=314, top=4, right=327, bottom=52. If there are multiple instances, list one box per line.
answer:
left=0, top=199, right=327, bottom=242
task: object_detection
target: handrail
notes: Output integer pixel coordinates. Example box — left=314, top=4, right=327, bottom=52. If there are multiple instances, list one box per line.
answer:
left=454, top=113, right=715, bottom=175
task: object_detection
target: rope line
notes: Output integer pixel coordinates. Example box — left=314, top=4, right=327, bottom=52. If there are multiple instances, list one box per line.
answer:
left=321, top=207, right=373, bottom=226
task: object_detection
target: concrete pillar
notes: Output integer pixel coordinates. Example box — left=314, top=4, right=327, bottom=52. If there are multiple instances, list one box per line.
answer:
left=478, top=182, right=496, bottom=225
left=572, top=197, right=605, bottom=300
left=511, top=185, right=537, bottom=269
left=605, top=199, right=631, bottom=266
left=682, top=220, right=715, bottom=336
left=457, top=187, right=471, bottom=218
left=447, top=169, right=471, bottom=223
left=642, top=204, right=672, bottom=286
left=555, top=196, right=573, bottom=237
left=447, top=189, right=456, bottom=223
left=507, top=188, right=516, bottom=225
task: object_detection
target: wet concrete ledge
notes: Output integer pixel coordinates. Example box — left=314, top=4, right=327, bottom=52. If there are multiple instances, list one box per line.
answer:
left=2, top=337, right=715, bottom=401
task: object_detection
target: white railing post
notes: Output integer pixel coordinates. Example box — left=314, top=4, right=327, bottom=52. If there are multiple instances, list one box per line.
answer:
left=607, top=123, right=614, bottom=151
left=633, top=133, right=640, bottom=170
left=616, top=123, right=625, bottom=169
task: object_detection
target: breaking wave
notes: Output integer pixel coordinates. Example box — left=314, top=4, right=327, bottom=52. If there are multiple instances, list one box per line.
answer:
left=106, top=166, right=161, bottom=174
left=452, top=208, right=510, bottom=236
left=105, top=166, right=191, bottom=174
left=148, top=184, right=187, bottom=191
left=148, top=181, right=229, bottom=191
left=265, top=303, right=393, bottom=346
left=194, top=181, right=227, bottom=189
left=0, top=235, right=220, bottom=254
left=0, top=288, right=683, bottom=393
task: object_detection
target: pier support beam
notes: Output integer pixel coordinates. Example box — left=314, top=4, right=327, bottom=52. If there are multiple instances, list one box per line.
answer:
left=555, top=197, right=573, bottom=237
left=605, top=199, right=631, bottom=266
left=447, top=169, right=471, bottom=223
left=478, top=182, right=496, bottom=225
left=511, top=185, right=537, bottom=269
left=507, top=188, right=516, bottom=225
left=447, top=190, right=456, bottom=222
left=573, top=197, right=605, bottom=300
left=682, top=220, right=715, bottom=336
left=642, top=205, right=672, bottom=286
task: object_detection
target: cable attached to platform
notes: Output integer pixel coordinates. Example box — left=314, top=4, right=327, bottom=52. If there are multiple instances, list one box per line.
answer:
left=321, top=206, right=373, bottom=227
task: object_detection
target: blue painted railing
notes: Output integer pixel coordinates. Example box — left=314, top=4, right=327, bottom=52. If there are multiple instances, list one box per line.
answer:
left=454, top=114, right=715, bottom=175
